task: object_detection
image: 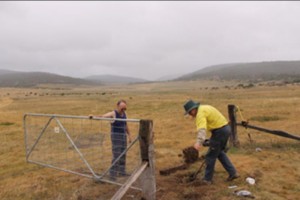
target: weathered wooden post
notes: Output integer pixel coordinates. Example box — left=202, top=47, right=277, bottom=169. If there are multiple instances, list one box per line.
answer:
left=138, top=119, right=156, bottom=200
left=111, top=119, right=156, bottom=200
left=228, top=105, right=240, bottom=147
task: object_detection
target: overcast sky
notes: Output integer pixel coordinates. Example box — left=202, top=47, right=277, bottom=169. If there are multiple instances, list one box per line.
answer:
left=1, top=1, right=300, bottom=80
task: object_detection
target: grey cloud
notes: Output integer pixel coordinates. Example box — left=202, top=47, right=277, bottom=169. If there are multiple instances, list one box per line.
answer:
left=1, top=1, right=300, bottom=80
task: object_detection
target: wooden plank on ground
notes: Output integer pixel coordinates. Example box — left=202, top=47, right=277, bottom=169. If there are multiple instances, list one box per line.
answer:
left=111, top=162, right=148, bottom=200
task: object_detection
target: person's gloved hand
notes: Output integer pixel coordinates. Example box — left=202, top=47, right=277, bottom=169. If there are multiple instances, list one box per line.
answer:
left=202, top=139, right=210, bottom=147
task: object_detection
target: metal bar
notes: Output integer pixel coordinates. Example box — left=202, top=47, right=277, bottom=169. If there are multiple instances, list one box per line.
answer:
left=24, top=113, right=144, bottom=192
left=111, top=162, right=148, bottom=200
left=28, top=160, right=94, bottom=179
left=26, top=116, right=54, bottom=160
left=98, top=135, right=140, bottom=179
left=55, top=118, right=98, bottom=177
left=92, top=116, right=140, bottom=123
left=28, top=159, right=142, bottom=190
left=24, top=113, right=140, bottom=122
left=237, top=122, right=300, bottom=141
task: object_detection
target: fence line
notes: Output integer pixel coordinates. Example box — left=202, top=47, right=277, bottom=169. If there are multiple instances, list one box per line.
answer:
left=228, top=105, right=300, bottom=144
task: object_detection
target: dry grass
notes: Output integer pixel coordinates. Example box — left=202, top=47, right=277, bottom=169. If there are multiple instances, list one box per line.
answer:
left=1, top=80, right=300, bottom=200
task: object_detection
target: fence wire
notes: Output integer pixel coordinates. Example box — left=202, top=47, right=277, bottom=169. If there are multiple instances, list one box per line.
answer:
left=23, top=113, right=142, bottom=189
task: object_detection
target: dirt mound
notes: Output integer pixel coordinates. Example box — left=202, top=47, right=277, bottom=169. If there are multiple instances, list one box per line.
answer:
left=182, top=146, right=199, bottom=164
left=159, top=146, right=199, bottom=176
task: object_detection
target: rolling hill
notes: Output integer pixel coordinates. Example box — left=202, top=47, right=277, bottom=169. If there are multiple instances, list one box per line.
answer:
left=0, top=69, right=16, bottom=75
left=85, top=74, right=149, bottom=85
left=0, top=70, right=97, bottom=87
left=2, top=60, right=300, bottom=87
left=156, top=73, right=182, bottom=81
left=0, top=69, right=149, bottom=87
left=177, top=61, right=300, bottom=81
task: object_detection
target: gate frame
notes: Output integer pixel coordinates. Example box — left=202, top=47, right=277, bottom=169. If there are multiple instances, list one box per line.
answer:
left=23, top=113, right=156, bottom=199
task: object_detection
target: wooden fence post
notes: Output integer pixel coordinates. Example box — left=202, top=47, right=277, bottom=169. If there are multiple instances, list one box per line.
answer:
left=228, top=105, right=240, bottom=147
left=138, top=120, right=156, bottom=200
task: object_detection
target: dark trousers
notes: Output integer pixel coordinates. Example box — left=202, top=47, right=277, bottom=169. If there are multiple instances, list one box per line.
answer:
left=110, top=133, right=127, bottom=177
left=204, top=125, right=237, bottom=181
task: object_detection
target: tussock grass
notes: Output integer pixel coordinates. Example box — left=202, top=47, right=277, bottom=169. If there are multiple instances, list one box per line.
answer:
left=0, top=122, right=15, bottom=126
left=249, top=115, right=282, bottom=122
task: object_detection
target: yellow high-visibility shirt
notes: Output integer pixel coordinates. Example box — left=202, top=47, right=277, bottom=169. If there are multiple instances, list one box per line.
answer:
left=196, top=105, right=228, bottom=131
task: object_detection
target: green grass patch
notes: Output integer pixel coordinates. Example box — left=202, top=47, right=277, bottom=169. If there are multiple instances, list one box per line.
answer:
left=242, top=140, right=300, bottom=151
left=227, top=146, right=240, bottom=154
left=0, top=122, right=15, bottom=126
left=250, top=115, right=282, bottom=122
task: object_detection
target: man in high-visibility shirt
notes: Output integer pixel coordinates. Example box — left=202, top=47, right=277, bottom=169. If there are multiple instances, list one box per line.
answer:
left=184, top=99, right=239, bottom=184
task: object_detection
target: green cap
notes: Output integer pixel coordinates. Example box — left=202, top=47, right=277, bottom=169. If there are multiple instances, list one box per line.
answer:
left=183, top=100, right=200, bottom=115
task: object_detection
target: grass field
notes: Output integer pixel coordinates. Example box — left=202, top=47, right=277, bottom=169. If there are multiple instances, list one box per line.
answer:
left=1, top=80, right=300, bottom=200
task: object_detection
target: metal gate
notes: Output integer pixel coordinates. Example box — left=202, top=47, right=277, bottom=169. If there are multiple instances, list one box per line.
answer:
left=23, top=113, right=143, bottom=190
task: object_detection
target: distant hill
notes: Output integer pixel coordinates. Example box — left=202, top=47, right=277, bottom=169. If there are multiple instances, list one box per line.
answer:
left=0, top=69, right=17, bottom=75
left=86, top=74, right=149, bottom=85
left=0, top=70, right=97, bottom=87
left=156, top=73, right=182, bottom=81
left=177, top=61, right=300, bottom=81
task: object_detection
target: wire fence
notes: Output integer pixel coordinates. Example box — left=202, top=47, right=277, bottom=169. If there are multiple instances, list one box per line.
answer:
left=23, top=113, right=142, bottom=190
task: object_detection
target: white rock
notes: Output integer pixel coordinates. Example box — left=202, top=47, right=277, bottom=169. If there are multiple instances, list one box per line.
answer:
left=235, top=190, right=252, bottom=196
left=246, top=177, right=256, bottom=185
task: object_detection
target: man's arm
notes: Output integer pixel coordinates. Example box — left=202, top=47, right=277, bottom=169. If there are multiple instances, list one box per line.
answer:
left=89, top=111, right=115, bottom=119
left=194, top=128, right=206, bottom=150
left=101, top=111, right=115, bottom=118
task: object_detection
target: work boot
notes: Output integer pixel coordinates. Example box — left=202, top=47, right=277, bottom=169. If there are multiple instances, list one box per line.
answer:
left=226, top=173, right=240, bottom=181
left=190, top=179, right=212, bottom=186
left=200, top=179, right=212, bottom=185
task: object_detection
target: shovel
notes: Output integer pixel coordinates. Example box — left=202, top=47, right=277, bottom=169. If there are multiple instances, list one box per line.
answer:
left=188, top=160, right=206, bottom=182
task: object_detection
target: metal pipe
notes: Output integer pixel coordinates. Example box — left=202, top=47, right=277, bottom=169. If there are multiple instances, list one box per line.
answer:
left=24, top=113, right=143, bottom=192
left=24, top=113, right=140, bottom=122
left=98, top=135, right=140, bottom=179
left=27, top=160, right=142, bottom=190
left=55, top=118, right=98, bottom=177
left=28, top=160, right=94, bottom=178
left=26, top=116, right=54, bottom=160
